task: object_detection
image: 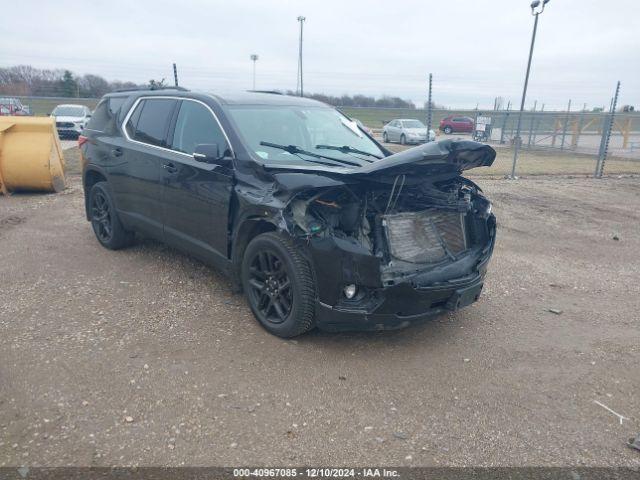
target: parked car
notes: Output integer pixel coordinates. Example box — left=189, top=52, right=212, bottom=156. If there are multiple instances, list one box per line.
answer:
left=0, top=97, right=29, bottom=116
left=439, top=115, right=475, bottom=134
left=51, top=104, right=92, bottom=138
left=382, top=119, right=436, bottom=144
left=80, top=89, right=496, bottom=338
left=353, top=118, right=373, bottom=136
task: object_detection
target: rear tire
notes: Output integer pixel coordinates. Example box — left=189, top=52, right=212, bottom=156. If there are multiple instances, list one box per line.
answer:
left=443, top=126, right=452, bottom=134
left=89, top=182, right=134, bottom=250
left=241, top=232, right=316, bottom=338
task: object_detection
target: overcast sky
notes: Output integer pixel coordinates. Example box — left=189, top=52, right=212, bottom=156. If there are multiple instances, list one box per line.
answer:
left=2, top=0, right=639, bottom=110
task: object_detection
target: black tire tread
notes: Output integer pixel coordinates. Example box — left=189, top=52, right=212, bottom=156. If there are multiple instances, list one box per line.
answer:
left=244, top=232, right=316, bottom=337
left=90, top=181, right=134, bottom=250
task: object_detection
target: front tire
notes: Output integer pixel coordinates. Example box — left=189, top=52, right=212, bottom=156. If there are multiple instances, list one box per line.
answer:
left=241, top=232, right=316, bottom=338
left=89, top=182, right=134, bottom=250
left=400, top=134, right=406, bottom=145
left=382, top=131, right=389, bottom=143
left=443, top=126, right=452, bottom=134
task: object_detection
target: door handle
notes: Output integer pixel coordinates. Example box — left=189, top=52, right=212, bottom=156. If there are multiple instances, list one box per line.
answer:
left=111, top=148, right=123, bottom=157
left=163, top=162, right=178, bottom=173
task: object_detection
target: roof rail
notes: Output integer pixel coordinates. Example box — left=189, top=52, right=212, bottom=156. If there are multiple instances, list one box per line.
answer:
left=113, top=86, right=190, bottom=93
left=246, top=90, right=283, bottom=95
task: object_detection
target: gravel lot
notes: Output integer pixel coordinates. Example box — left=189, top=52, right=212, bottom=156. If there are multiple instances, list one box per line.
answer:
left=1, top=167, right=639, bottom=467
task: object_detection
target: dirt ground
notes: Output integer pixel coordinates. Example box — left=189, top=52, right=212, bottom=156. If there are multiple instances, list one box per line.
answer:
left=1, top=162, right=639, bottom=467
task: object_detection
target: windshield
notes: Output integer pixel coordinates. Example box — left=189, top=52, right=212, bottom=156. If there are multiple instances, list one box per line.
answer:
left=53, top=106, right=85, bottom=117
left=226, top=105, right=385, bottom=167
left=402, top=120, right=425, bottom=129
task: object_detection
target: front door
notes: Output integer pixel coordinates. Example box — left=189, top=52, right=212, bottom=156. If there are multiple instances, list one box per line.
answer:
left=162, top=99, right=234, bottom=267
left=388, top=120, right=400, bottom=141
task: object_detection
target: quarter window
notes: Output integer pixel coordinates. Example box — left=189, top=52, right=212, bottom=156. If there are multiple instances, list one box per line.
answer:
left=170, top=101, right=228, bottom=155
left=86, top=97, right=126, bottom=133
left=129, top=99, right=177, bottom=147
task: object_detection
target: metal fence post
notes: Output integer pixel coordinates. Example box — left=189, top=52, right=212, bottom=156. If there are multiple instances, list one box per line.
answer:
left=500, top=102, right=510, bottom=144
left=560, top=99, right=571, bottom=151
left=426, top=73, right=433, bottom=139
left=527, top=100, right=537, bottom=147
left=595, top=81, right=621, bottom=178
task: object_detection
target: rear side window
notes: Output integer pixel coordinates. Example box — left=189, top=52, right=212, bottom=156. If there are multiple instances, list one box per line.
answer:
left=127, top=99, right=177, bottom=147
left=86, top=97, right=126, bottom=133
left=170, top=100, right=228, bottom=155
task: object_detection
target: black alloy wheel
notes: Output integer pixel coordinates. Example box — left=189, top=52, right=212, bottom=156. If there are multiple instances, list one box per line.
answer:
left=91, top=189, right=113, bottom=243
left=247, top=250, right=293, bottom=324
left=88, top=181, right=134, bottom=250
left=241, top=232, right=316, bottom=337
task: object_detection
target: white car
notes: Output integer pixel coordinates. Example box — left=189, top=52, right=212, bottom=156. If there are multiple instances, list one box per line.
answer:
left=382, top=119, right=436, bottom=145
left=51, top=104, right=92, bottom=138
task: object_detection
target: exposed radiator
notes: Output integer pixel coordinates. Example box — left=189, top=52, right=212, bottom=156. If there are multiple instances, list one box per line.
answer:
left=382, top=209, right=467, bottom=264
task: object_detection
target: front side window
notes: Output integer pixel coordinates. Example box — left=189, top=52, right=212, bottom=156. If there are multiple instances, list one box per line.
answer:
left=128, top=99, right=177, bottom=147
left=227, top=105, right=385, bottom=168
left=170, top=101, right=228, bottom=155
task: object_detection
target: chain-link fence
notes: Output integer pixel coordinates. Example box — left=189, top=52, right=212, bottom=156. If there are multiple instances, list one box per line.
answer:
left=7, top=95, right=640, bottom=177
left=340, top=106, right=640, bottom=177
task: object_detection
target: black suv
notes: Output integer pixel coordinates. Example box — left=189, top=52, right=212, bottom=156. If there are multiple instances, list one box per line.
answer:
left=80, top=88, right=496, bottom=337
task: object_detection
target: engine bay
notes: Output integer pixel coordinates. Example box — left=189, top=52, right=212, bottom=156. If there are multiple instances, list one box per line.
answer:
left=285, top=174, right=493, bottom=286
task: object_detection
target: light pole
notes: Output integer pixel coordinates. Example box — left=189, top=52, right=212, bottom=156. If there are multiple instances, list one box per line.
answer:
left=510, top=0, right=550, bottom=179
left=296, top=16, right=306, bottom=96
left=250, top=54, right=259, bottom=90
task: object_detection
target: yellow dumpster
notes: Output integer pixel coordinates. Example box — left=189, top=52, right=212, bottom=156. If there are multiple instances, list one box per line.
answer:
left=0, top=116, right=66, bottom=195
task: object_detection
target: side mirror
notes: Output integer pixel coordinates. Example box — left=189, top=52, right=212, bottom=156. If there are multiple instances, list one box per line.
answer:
left=193, top=143, right=232, bottom=167
left=86, top=114, right=92, bottom=118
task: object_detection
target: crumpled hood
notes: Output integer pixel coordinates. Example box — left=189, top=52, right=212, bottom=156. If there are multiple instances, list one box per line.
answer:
left=352, top=139, right=495, bottom=178
left=268, top=140, right=495, bottom=194
left=267, top=139, right=495, bottom=182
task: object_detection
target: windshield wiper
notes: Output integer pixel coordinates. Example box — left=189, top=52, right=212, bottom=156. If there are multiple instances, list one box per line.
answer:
left=259, top=141, right=363, bottom=167
left=315, top=144, right=381, bottom=161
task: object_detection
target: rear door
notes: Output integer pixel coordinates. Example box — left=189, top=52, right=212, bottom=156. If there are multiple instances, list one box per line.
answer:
left=162, top=99, right=234, bottom=266
left=112, top=97, right=178, bottom=239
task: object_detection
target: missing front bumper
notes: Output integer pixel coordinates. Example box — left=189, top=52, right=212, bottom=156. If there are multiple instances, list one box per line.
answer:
left=315, top=274, right=485, bottom=332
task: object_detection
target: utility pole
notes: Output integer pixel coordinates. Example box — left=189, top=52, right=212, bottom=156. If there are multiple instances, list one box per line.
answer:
left=296, top=16, right=306, bottom=96
left=510, top=0, right=551, bottom=179
left=250, top=54, right=259, bottom=90
left=426, top=73, right=433, bottom=140
left=173, top=63, right=179, bottom=87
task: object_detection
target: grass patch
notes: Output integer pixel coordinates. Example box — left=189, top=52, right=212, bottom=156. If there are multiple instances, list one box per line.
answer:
left=21, top=98, right=99, bottom=116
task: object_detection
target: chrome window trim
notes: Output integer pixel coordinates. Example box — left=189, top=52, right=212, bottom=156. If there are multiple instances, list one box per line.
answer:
left=120, top=96, right=235, bottom=158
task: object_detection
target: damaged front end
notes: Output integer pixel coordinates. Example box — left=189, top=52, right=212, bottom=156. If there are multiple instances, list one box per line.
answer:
left=274, top=140, right=497, bottom=331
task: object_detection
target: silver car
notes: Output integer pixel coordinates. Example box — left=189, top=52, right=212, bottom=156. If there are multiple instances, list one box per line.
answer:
left=51, top=104, right=92, bottom=138
left=382, top=119, right=436, bottom=145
